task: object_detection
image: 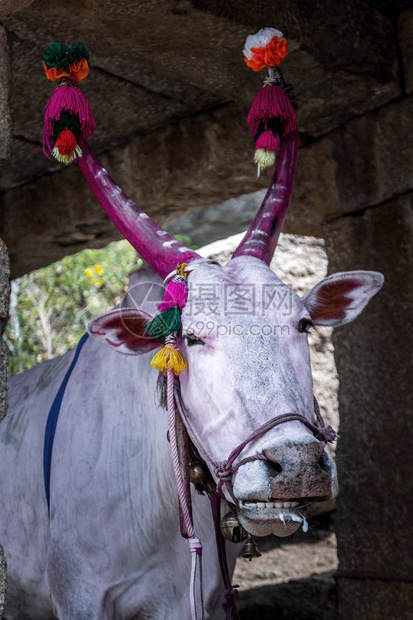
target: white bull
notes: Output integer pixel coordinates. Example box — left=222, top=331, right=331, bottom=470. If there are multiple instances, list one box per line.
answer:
left=0, top=129, right=383, bottom=618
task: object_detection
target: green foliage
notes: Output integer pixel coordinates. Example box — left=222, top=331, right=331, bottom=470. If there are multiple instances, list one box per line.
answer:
left=6, top=240, right=141, bottom=375
left=6, top=234, right=197, bottom=375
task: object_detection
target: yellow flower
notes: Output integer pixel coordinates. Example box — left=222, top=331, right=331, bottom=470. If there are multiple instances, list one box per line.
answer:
left=94, top=264, right=104, bottom=276
left=94, top=279, right=102, bottom=287
left=85, top=268, right=93, bottom=278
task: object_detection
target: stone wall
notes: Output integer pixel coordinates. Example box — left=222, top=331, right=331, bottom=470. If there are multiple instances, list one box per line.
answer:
left=0, top=1, right=412, bottom=616
left=0, top=0, right=409, bottom=277
left=0, top=239, right=8, bottom=618
left=325, top=194, right=413, bottom=619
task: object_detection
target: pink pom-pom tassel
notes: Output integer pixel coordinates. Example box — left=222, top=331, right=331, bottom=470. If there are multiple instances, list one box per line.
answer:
left=247, top=84, right=296, bottom=141
left=158, top=280, right=188, bottom=312
left=43, top=83, right=96, bottom=157
left=255, top=130, right=280, bottom=151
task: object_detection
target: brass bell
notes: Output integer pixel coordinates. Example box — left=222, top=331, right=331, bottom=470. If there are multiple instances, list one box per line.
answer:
left=241, top=535, right=262, bottom=561
left=189, top=464, right=206, bottom=485
left=220, top=512, right=248, bottom=543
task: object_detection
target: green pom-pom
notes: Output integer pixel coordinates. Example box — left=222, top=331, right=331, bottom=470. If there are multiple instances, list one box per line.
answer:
left=44, top=42, right=71, bottom=71
left=44, top=42, right=89, bottom=71
left=53, top=112, right=81, bottom=138
left=146, top=306, right=182, bottom=340
left=69, top=42, right=89, bottom=63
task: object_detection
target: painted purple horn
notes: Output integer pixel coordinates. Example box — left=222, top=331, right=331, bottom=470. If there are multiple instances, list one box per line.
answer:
left=77, top=142, right=200, bottom=279
left=232, top=129, right=298, bottom=264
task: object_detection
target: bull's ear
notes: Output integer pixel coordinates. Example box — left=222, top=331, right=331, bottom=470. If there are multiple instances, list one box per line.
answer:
left=302, top=271, right=384, bottom=327
left=87, top=308, right=162, bottom=355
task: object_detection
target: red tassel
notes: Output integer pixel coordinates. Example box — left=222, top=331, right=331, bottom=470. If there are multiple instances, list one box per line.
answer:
left=53, top=129, right=80, bottom=163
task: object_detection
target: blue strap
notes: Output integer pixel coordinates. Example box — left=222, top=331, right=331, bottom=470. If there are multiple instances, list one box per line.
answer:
left=43, top=333, right=89, bottom=512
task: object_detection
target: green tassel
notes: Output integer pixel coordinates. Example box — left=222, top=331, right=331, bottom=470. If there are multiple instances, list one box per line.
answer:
left=146, top=306, right=181, bottom=340
left=53, top=112, right=81, bottom=138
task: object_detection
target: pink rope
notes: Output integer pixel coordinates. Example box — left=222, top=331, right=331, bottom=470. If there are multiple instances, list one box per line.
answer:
left=167, top=369, right=204, bottom=620
left=215, top=405, right=337, bottom=498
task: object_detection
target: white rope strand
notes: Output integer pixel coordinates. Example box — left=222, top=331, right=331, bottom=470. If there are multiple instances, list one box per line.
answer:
left=167, top=369, right=204, bottom=620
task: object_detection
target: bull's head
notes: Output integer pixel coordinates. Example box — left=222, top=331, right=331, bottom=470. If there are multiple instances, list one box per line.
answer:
left=80, top=129, right=383, bottom=538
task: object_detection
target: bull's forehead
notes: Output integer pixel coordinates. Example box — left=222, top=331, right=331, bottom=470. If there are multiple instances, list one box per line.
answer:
left=183, top=256, right=305, bottom=325
left=179, top=257, right=315, bottom=451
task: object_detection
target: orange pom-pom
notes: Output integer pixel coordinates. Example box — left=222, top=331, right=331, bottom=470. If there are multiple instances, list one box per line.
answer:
left=245, top=36, right=288, bottom=72
left=44, top=58, right=90, bottom=83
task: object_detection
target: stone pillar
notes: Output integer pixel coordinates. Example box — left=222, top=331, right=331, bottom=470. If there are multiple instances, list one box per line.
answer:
left=324, top=193, right=413, bottom=619
left=0, top=17, right=13, bottom=618
left=0, top=239, right=8, bottom=620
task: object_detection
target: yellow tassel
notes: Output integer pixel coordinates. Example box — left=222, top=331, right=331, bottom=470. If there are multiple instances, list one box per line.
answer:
left=151, top=344, right=187, bottom=375
left=176, top=262, right=188, bottom=277
left=254, top=148, right=275, bottom=177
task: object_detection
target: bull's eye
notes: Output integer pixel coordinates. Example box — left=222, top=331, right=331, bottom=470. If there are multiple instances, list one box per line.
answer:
left=298, top=318, right=314, bottom=333
left=185, top=334, right=205, bottom=347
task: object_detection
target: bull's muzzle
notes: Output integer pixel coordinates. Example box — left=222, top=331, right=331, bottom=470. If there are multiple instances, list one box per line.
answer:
left=264, top=439, right=333, bottom=500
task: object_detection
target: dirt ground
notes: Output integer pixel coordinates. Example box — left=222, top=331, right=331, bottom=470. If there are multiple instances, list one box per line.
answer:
left=235, top=517, right=338, bottom=619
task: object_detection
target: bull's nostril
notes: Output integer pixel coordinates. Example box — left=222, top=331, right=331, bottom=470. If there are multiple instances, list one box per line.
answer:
left=318, top=452, right=331, bottom=472
left=267, top=461, right=282, bottom=476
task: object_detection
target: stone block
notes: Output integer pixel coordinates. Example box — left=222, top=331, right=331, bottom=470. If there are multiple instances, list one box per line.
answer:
left=332, top=96, right=413, bottom=213
left=399, top=8, right=413, bottom=94
left=0, top=26, right=12, bottom=165
left=324, top=192, right=413, bottom=618
left=2, top=0, right=401, bottom=194
left=0, top=0, right=34, bottom=21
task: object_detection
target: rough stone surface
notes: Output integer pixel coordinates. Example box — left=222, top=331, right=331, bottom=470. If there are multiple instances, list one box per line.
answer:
left=5, top=0, right=400, bottom=147
left=324, top=193, right=413, bottom=619
left=0, top=237, right=9, bottom=611
left=0, top=238, right=9, bottom=333
left=331, top=95, right=413, bottom=214
left=199, top=231, right=339, bottom=450
left=0, top=0, right=34, bottom=22
left=4, top=92, right=412, bottom=277
left=1, top=103, right=336, bottom=278
left=399, top=8, right=413, bottom=94
left=167, top=134, right=340, bottom=248
left=0, top=0, right=404, bottom=273
left=361, top=0, right=413, bottom=14
left=0, top=26, right=11, bottom=166
left=0, top=339, right=7, bottom=425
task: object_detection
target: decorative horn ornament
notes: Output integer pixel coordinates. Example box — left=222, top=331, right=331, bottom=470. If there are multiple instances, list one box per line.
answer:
left=77, top=144, right=201, bottom=279
left=232, top=131, right=298, bottom=265
left=42, top=42, right=200, bottom=279
left=241, top=535, right=262, bottom=561
left=232, top=27, right=299, bottom=265
left=221, top=511, right=248, bottom=544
